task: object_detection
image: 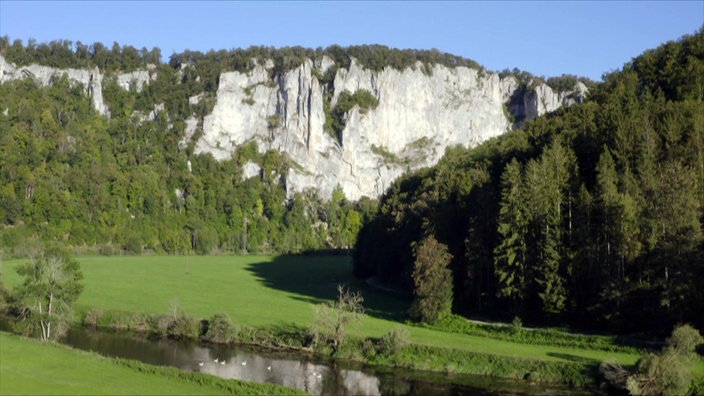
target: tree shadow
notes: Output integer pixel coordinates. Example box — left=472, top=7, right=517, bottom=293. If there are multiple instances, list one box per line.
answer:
left=245, top=253, right=410, bottom=322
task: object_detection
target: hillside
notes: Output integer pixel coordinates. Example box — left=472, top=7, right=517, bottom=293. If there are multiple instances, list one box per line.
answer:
left=0, top=40, right=584, bottom=254
left=354, top=29, right=704, bottom=333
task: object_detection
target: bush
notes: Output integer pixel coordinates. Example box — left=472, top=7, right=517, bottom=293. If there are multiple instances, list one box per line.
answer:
left=666, top=324, right=702, bottom=355
left=308, top=285, right=364, bottom=353
left=168, top=312, right=200, bottom=339
left=83, top=308, right=103, bottom=328
left=378, top=326, right=410, bottom=355
left=623, top=325, right=702, bottom=395
left=204, top=313, right=234, bottom=343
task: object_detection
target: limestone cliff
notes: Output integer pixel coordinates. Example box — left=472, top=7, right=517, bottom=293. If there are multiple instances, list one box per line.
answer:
left=0, top=54, right=586, bottom=200
left=0, top=55, right=155, bottom=117
left=195, top=57, right=586, bottom=200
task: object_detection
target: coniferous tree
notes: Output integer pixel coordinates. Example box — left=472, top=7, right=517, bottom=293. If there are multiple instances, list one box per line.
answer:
left=494, top=159, right=529, bottom=311
left=410, top=235, right=453, bottom=323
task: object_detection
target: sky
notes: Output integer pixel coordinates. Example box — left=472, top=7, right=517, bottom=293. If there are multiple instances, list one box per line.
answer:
left=1, top=1, right=702, bottom=81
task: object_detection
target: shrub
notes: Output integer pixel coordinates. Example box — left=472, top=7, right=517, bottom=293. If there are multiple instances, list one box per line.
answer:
left=168, top=312, right=200, bottom=339
left=308, top=285, right=364, bottom=353
left=362, top=338, right=377, bottom=360
left=665, top=324, right=702, bottom=355
left=623, top=325, right=702, bottom=395
left=204, top=313, right=234, bottom=343
left=378, top=326, right=410, bottom=355
left=510, top=316, right=523, bottom=334
left=83, top=308, right=104, bottom=328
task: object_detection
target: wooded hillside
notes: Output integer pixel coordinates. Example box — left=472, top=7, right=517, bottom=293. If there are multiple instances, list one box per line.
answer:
left=354, top=30, right=704, bottom=333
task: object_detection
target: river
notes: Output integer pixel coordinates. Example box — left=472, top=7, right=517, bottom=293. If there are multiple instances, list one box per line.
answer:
left=55, top=326, right=597, bottom=395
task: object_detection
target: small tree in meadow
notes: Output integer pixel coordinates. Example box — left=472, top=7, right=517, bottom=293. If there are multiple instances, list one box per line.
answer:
left=13, top=239, right=83, bottom=341
left=409, top=235, right=453, bottom=324
left=309, top=285, right=364, bottom=353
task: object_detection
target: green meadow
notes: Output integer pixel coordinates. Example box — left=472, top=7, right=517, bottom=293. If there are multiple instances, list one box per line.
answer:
left=0, top=331, right=303, bottom=395
left=2, top=254, right=702, bottom=391
left=1, top=255, right=645, bottom=365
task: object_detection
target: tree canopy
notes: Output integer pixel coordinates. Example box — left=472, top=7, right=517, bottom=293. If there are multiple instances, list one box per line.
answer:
left=354, top=29, right=704, bottom=333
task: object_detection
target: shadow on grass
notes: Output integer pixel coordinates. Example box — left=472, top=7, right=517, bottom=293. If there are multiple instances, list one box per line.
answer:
left=546, top=352, right=600, bottom=365
left=245, top=253, right=410, bottom=322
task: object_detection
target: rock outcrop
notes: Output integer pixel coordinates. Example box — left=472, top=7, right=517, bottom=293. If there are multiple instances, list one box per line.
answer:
left=196, top=58, right=585, bottom=200
left=0, top=54, right=109, bottom=116
left=0, top=54, right=586, bottom=200
left=0, top=55, right=155, bottom=117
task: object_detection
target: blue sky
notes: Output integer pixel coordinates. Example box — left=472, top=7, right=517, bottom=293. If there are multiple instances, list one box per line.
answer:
left=1, top=1, right=702, bottom=81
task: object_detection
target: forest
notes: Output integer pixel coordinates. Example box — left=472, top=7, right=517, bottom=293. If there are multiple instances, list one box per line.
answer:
left=0, top=38, right=383, bottom=256
left=354, top=29, right=704, bottom=334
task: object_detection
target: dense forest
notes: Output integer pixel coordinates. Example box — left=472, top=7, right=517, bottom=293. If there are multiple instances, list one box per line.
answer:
left=354, top=30, right=704, bottom=334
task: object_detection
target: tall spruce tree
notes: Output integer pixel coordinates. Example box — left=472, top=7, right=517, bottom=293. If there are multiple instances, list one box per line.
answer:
left=494, top=159, right=529, bottom=311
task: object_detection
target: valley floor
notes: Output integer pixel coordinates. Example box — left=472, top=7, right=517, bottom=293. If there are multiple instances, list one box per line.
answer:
left=1, top=255, right=702, bottom=392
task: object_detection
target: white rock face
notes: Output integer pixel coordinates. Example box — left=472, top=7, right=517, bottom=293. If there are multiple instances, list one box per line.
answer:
left=0, top=55, right=109, bottom=116
left=0, top=55, right=155, bottom=116
left=512, top=80, right=589, bottom=126
left=196, top=59, right=573, bottom=200
left=116, top=69, right=153, bottom=92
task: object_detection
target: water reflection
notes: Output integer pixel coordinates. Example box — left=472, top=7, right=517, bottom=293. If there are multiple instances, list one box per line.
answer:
left=65, top=328, right=381, bottom=395
left=197, top=354, right=380, bottom=395
left=60, top=327, right=592, bottom=395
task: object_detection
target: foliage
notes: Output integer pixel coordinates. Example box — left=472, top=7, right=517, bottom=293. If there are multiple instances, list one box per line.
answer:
left=11, top=239, right=83, bottom=340
left=410, top=235, right=453, bottom=323
left=545, top=74, right=593, bottom=92
left=377, top=326, right=410, bottom=355
left=625, top=325, right=702, bottom=395
left=308, top=284, right=364, bottom=353
left=326, top=89, right=379, bottom=143
left=354, top=29, right=704, bottom=333
left=598, top=327, right=703, bottom=395
left=0, top=39, right=380, bottom=257
left=204, top=312, right=235, bottom=343
left=0, top=37, right=161, bottom=72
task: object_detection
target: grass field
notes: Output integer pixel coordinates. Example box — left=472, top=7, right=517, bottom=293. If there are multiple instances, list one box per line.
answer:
left=2, top=254, right=702, bottom=377
left=0, top=331, right=302, bottom=395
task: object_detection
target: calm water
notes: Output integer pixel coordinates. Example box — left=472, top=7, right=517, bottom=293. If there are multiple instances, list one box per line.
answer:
left=57, top=326, right=598, bottom=395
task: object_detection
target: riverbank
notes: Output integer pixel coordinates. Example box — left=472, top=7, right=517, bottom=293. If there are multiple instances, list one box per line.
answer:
left=0, top=331, right=304, bottom=395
